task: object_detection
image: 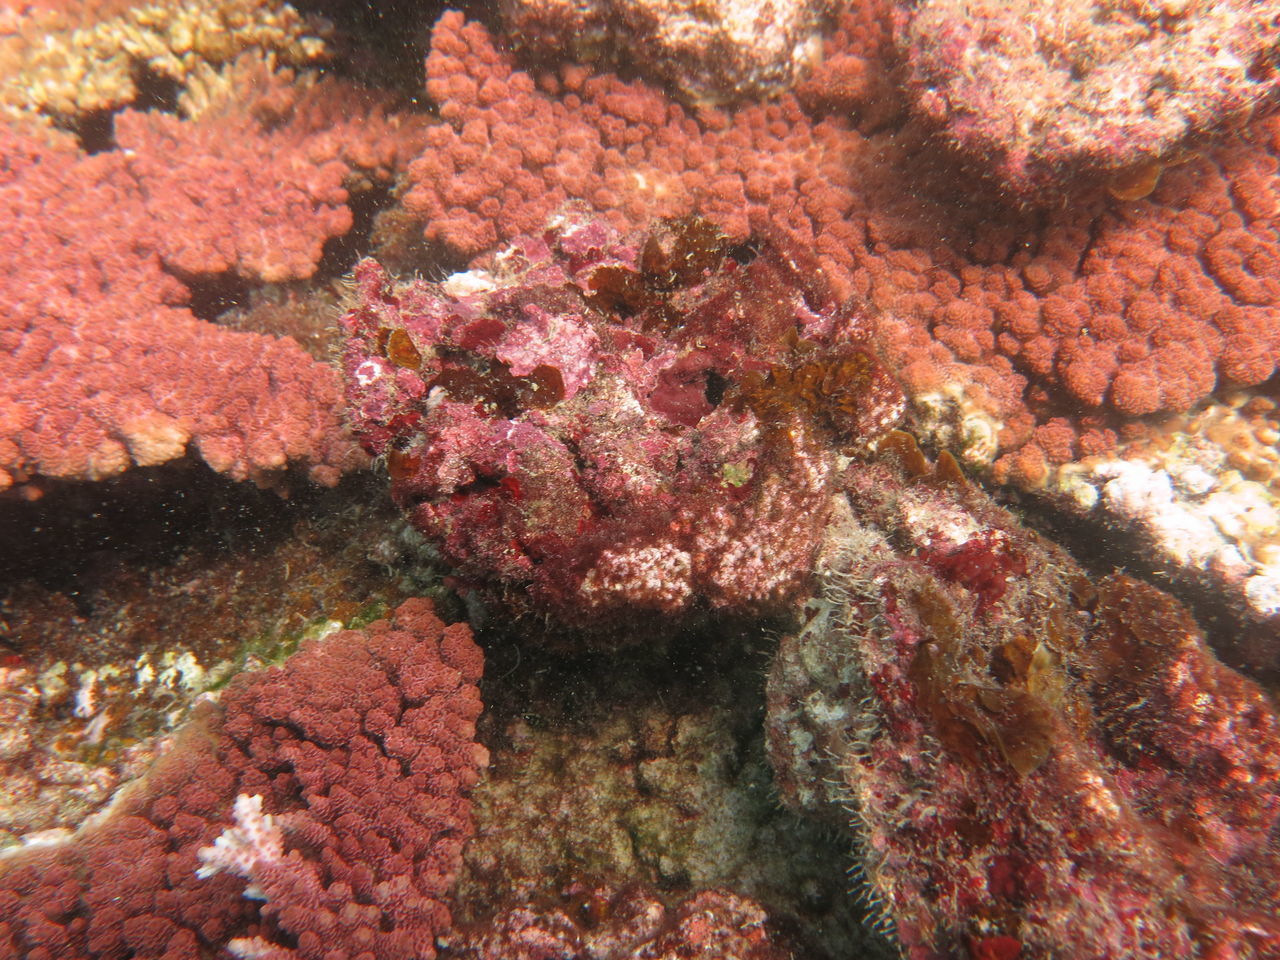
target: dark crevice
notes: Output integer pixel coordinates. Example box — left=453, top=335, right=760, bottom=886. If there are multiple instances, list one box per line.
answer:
left=69, top=110, right=116, bottom=154
left=317, top=183, right=393, bottom=278
left=1073, top=211, right=1106, bottom=276
left=184, top=272, right=254, bottom=322
left=559, top=435, right=590, bottom=477
left=0, top=460, right=329, bottom=602
left=361, top=724, right=413, bottom=777
left=288, top=0, right=461, bottom=96
left=727, top=239, right=759, bottom=265
left=704, top=369, right=729, bottom=407
left=454, top=475, right=502, bottom=498
left=131, top=65, right=183, bottom=114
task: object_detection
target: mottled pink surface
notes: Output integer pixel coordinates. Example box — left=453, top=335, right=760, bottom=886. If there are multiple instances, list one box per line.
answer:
left=342, top=209, right=903, bottom=634
left=768, top=450, right=1280, bottom=958
left=0, top=124, right=356, bottom=488
left=895, top=0, right=1280, bottom=196
left=0, top=70, right=429, bottom=489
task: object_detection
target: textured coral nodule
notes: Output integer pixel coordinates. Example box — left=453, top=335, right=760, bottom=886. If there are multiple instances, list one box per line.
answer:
left=341, top=208, right=903, bottom=635
left=894, top=0, right=1280, bottom=195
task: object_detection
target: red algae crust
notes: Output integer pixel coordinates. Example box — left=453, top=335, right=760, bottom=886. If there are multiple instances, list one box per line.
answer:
left=767, top=439, right=1280, bottom=959
left=341, top=208, right=903, bottom=633
left=894, top=0, right=1280, bottom=196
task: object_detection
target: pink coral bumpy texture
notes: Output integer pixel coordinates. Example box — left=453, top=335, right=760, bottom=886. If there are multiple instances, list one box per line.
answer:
left=407, top=13, right=1280, bottom=486
left=0, top=58, right=430, bottom=489
left=0, top=599, right=486, bottom=960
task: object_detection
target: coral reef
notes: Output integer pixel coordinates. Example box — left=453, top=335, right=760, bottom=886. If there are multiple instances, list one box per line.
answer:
left=894, top=0, right=1280, bottom=196
left=0, top=599, right=486, bottom=960
left=342, top=208, right=903, bottom=632
left=794, top=0, right=901, bottom=129
left=0, top=51, right=431, bottom=490
left=407, top=13, right=1280, bottom=492
left=122, top=53, right=425, bottom=282
left=443, top=882, right=793, bottom=959
left=500, top=0, right=834, bottom=106
left=405, top=11, right=863, bottom=270
left=0, top=0, right=324, bottom=121
left=401, top=10, right=1280, bottom=631
left=767, top=438, right=1280, bottom=959
left=3, top=5, right=1279, bottom=960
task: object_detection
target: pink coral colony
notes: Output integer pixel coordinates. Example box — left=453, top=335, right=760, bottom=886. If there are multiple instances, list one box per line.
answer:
left=2, top=2, right=1280, bottom=960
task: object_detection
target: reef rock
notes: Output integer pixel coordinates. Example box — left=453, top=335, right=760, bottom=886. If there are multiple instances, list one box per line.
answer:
left=767, top=437, right=1280, bottom=959
left=895, top=0, right=1280, bottom=196
left=341, top=209, right=903, bottom=637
